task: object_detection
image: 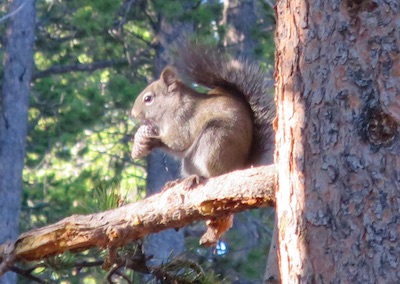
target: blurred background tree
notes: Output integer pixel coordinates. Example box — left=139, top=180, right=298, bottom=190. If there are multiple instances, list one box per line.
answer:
left=0, top=0, right=275, bottom=283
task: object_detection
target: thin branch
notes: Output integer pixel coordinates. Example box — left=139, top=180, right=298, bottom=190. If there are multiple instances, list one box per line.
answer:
left=263, top=0, right=275, bottom=9
left=32, top=59, right=128, bottom=80
left=114, top=0, right=137, bottom=29
left=32, top=46, right=153, bottom=80
left=0, top=2, right=25, bottom=24
left=10, top=266, right=46, bottom=284
left=108, top=262, right=131, bottom=284
left=0, top=165, right=276, bottom=277
left=74, top=260, right=104, bottom=271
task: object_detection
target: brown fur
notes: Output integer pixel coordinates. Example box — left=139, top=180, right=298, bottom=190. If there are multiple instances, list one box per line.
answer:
left=131, top=66, right=253, bottom=178
left=130, top=44, right=274, bottom=245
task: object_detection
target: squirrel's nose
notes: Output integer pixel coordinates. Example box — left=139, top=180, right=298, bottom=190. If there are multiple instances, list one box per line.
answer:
left=130, top=106, right=141, bottom=120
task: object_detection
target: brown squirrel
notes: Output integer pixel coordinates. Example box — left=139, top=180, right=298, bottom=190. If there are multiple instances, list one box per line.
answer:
left=130, top=42, right=275, bottom=245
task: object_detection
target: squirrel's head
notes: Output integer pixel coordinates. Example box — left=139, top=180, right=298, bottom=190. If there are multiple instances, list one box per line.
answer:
left=131, top=66, right=180, bottom=125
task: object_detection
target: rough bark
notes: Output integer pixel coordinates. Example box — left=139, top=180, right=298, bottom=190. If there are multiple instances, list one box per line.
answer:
left=0, top=0, right=36, bottom=283
left=0, top=165, right=276, bottom=277
left=275, top=0, right=400, bottom=283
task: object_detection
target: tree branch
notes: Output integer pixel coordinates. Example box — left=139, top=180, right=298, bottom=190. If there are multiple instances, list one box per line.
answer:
left=0, top=165, right=275, bottom=276
left=0, top=2, right=25, bottom=24
left=32, top=59, right=128, bottom=80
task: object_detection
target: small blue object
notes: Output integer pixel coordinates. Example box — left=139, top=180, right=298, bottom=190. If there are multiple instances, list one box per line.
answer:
left=215, top=240, right=228, bottom=256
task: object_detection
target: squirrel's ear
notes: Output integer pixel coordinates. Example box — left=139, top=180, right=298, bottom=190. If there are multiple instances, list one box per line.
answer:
left=160, top=66, right=178, bottom=86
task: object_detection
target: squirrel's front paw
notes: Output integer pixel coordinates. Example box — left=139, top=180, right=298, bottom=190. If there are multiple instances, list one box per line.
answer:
left=131, top=124, right=160, bottom=159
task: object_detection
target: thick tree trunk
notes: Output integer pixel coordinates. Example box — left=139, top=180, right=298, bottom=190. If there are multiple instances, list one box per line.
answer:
left=0, top=0, right=35, bottom=283
left=275, top=0, right=400, bottom=282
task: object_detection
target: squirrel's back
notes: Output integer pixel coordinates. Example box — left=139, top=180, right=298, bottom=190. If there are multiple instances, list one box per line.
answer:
left=173, top=42, right=275, bottom=164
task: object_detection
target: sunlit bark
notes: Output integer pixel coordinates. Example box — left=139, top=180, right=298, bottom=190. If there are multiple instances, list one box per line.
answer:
left=275, top=0, right=400, bottom=282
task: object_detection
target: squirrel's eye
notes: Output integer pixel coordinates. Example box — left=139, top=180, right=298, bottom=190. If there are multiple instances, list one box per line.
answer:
left=143, top=92, right=154, bottom=105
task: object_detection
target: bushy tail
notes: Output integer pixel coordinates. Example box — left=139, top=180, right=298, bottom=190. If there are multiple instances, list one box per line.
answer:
left=173, top=42, right=275, bottom=164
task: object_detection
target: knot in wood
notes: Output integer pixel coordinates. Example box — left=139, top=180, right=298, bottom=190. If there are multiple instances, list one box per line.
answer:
left=105, top=226, right=125, bottom=244
left=366, top=108, right=397, bottom=147
left=345, top=0, right=378, bottom=14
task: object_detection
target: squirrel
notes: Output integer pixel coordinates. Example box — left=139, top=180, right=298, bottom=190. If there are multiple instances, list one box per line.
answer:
left=130, top=42, right=275, bottom=245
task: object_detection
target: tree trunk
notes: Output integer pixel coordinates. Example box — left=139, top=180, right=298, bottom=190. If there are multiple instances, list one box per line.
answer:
left=141, top=3, right=194, bottom=270
left=221, top=0, right=259, bottom=57
left=0, top=0, right=36, bottom=283
left=142, top=151, right=183, bottom=267
left=275, top=0, right=400, bottom=282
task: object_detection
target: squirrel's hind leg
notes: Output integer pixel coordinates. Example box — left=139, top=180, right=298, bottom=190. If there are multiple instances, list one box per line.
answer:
left=182, top=120, right=251, bottom=178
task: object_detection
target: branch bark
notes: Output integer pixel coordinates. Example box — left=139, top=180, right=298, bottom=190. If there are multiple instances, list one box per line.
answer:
left=0, top=165, right=276, bottom=276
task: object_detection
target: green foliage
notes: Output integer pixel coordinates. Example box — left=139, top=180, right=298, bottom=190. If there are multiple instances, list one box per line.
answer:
left=17, top=248, right=111, bottom=283
left=150, top=0, right=185, bottom=20
left=154, top=258, right=228, bottom=284
left=87, top=181, right=126, bottom=213
left=183, top=210, right=273, bottom=282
